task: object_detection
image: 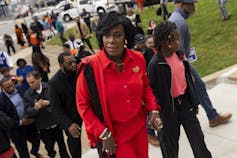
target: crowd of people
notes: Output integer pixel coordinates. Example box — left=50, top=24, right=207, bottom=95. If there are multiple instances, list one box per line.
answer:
left=0, top=0, right=233, bottom=157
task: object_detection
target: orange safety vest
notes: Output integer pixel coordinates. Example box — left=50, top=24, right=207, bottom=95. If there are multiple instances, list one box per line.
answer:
left=70, top=49, right=77, bottom=55
left=30, top=33, right=39, bottom=45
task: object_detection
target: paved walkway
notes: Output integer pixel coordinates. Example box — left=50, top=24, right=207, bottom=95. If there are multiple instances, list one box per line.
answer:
left=9, top=45, right=237, bottom=157
left=83, top=69, right=237, bottom=158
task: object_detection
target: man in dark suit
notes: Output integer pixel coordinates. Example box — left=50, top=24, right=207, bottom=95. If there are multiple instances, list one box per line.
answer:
left=0, top=76, right=43, bottom=158
left=49, top=52, right=82, bottom=158
left=24, top=71, right=69, bottom=158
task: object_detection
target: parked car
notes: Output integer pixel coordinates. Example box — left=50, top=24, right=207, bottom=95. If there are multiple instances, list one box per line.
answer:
left=14, top=5, right=31, bottom=18
left=56, top=0, right=73, bottom=7
left=53, top=0, right=74, bottom=15
left=35, top=0, right=57, bottom=8
left=32, top=7, right=54, bottom=20
left=77, top=0, right=119, bottom=14
left=59, top=7, right=80, bottom=22
left=59, top=0, right=119, bottom=22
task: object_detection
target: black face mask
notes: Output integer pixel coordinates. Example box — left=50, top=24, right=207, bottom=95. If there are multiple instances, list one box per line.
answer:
left=183, top=8, right=194, bottom=18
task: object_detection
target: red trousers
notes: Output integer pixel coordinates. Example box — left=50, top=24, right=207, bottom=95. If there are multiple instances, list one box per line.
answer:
left=0, top=147, right=14, bottom=158
left=116, top=126, right=148, bottom=158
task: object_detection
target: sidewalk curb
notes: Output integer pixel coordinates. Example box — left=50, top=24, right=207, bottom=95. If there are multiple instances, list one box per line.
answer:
left=0, top=20, right=11, bottom=25
left=202, top=64, right=237, bottom=88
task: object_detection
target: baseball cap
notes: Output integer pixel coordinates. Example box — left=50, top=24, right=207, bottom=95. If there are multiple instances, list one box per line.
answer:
left=174, top=0, right=197, bottom=4
left=135, top=34, right=145, bottom=44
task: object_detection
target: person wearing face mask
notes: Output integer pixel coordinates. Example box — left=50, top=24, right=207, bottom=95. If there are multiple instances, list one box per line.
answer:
left=168, top=0, right=232, bottom=128
left=147, top=20, right=212, bottom=158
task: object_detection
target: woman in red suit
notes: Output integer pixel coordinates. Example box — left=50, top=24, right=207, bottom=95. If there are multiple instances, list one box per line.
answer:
left=76, top=11, right=162, bottom=158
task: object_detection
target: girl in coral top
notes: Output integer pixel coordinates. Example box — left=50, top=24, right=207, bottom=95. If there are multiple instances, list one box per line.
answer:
left=147, top=21, right=212, bottom=158
left=76, top=11, right=162, bottom=158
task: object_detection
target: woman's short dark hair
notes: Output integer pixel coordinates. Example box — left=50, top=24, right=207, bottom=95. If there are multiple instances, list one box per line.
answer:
left=32, top=51, right=50, bottom=71
left=16, top=58, right=27, bottom=67
left=153, top=21, right=177, bottom=51
left=96, top=11, right=136, bottom=49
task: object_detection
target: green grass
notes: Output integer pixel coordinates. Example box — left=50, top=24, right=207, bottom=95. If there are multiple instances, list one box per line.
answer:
left=187, top=0, right=237, bottom=76
left=47, top=27, right=99, bottom=49
left=48, top=0, right=237, bottom=77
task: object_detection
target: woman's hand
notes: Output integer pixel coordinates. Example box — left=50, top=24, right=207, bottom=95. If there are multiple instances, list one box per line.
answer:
left=101, top=131, right=116, bottom=155
left=149, top=110, right=163, bottom=131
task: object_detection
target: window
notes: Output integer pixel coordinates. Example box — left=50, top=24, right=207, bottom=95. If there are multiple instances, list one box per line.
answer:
left=79, top=0, right=89, bottom=5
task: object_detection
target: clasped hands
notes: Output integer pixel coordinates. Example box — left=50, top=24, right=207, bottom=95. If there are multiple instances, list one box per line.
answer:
left=34, top=99, right=50, bottom=110
left=149, top=110, right=163, bottom=131
left=100, top=110, right=162, bottom=155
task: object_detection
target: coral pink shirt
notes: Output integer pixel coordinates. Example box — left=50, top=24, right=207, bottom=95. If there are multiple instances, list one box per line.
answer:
left=165, top=52, right=187, bottom=98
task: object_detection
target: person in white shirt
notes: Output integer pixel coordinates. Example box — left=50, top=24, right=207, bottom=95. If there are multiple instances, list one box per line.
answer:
left=65, top=34, right=83, bottom=56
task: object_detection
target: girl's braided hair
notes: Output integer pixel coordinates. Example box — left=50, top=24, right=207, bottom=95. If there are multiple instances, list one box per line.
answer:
left=153, top=21, right=177, bottom=51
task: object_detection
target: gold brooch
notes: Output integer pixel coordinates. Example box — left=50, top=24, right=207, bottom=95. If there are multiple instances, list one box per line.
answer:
left=133, top=66, right=139, bottom=73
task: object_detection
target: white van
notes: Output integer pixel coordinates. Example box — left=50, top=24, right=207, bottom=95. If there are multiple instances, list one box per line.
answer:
left=59, top=7, right=80, bottom=22
left=59, top=0, right=119, bottom=22
left=53, top=0, right=74, bottom=15
left=77, top=0, right=119, bottom=14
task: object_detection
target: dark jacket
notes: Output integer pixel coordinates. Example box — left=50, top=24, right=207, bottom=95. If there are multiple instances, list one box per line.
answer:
left=0, top=111, right=14, bottom=154
left=3, top=35, right=14, bottom=46
left=24, top=82, right=57, bottom=129
left=21, top=23, right=29, bottom=35
left=0, top=85, right=25, bottom=129
left=49, top=70, right=82, bottom=132
left=80, top=11, right=91, bottom=25
left=147, top=51, right=199, bottom=121
left=134, top=47, right=154, bottom=66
